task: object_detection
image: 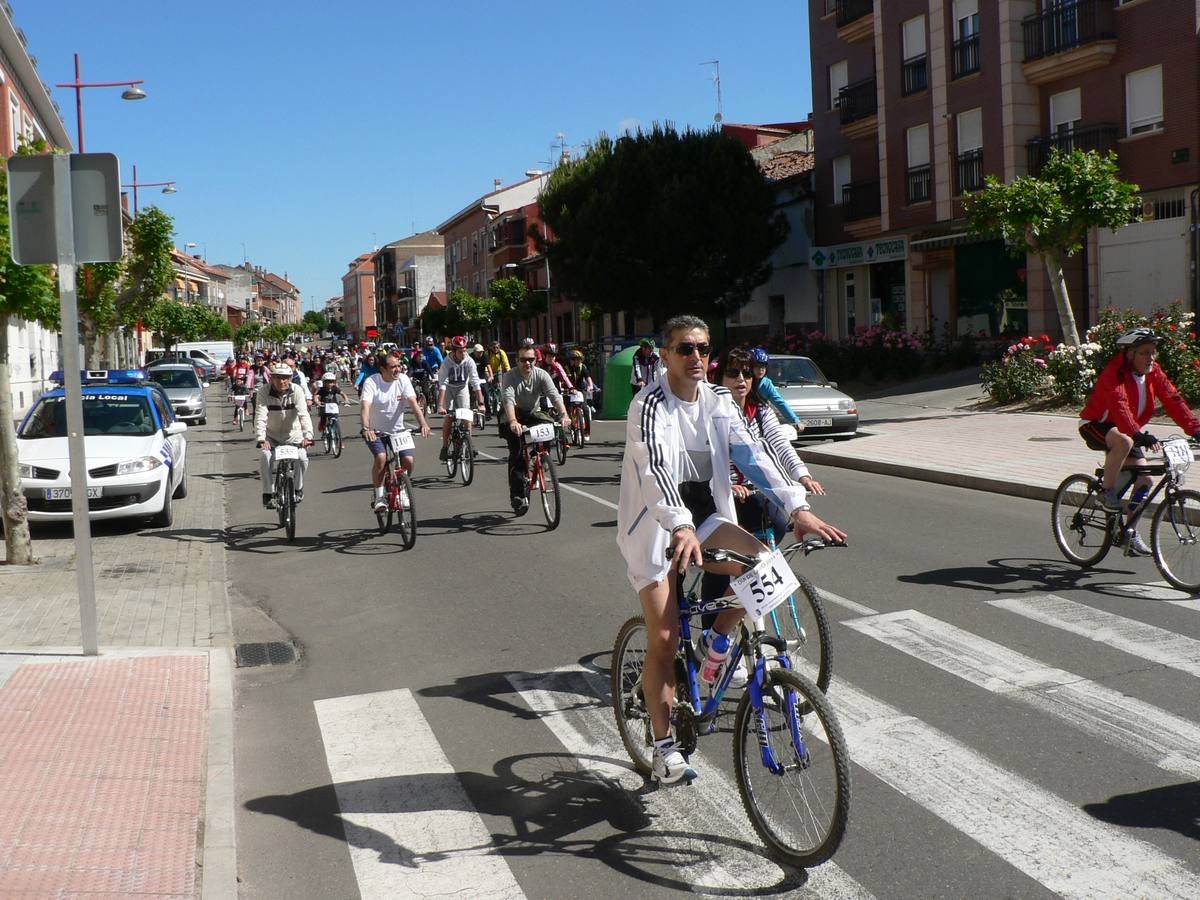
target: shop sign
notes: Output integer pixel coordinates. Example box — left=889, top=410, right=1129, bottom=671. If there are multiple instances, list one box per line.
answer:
left=810, top=237, right=907, bottom=270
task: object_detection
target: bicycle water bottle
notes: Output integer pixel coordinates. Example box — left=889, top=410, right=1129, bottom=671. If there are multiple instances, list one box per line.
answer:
left=1128, top=484, right=1150, bottom=514
left=700, top=631, right=731, bottom=683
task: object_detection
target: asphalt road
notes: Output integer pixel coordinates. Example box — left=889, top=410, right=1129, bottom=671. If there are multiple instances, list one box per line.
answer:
left=224, top=393, right=1200, bottom=899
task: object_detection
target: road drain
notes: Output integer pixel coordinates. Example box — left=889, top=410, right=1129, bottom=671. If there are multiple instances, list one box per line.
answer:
left=235, top=641, right=299, bottom=667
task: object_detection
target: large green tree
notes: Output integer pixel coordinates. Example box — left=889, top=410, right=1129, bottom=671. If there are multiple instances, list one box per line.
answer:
left=0, top=151, right=59, bottom=564
left=302, top=310, right=329, bottom=334
left=963, top=148, right=1141, bottom=346
left=537, top=124, right=788, bottom=327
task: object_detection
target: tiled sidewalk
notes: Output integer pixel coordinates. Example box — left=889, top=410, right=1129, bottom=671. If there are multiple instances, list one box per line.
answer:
left=0, top=655, right=208, bottom=897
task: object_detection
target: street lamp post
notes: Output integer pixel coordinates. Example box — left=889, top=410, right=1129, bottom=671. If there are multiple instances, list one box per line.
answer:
left=55, top=53, right=147, bottom=152
left=121, top=164, right=176, bottom=216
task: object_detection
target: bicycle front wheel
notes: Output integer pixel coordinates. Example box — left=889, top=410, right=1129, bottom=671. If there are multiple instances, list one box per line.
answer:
left=323, top=428, right=333, bottom=455
left=1051, top=473, right=1114, bottom=567
left=331, top=421, right=343, bottom=458
left=397, top=471, right=417, bottom=549
left=283, top=478, right=296, bottom=542
left=556, top=432, right=568, bottom=466
left=460, top=435, right=474, bottom=485
left=446, top=436, right=458, bottom=478
left=733, top=668, right=851, bottom=868
left=540, top=453, right=561, bottom=529
left=611, top=616, right=653, bottom=777
left=767, top=576, right=833, bottom=694
left=275, top=471, right=288, bottom=530
left=1152, top=488, right=1200, bottom=592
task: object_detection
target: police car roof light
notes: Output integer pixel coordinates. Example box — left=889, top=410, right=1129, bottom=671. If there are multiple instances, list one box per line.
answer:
left=47, top=369, right=147, bottom=385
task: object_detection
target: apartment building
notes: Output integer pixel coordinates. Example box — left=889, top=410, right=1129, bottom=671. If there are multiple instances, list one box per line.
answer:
left=342, top=253, right=376, bottom=341
left=373, top=231, right=445, bottom=341
left=810, top=0, right=1200, bottom=342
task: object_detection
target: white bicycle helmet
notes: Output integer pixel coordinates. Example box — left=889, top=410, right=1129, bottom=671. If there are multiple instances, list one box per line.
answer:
left=1115, top=327, right=1160, bottom=349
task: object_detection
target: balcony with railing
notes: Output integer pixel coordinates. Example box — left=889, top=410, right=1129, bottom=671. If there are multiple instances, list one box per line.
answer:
left=1022, top=0, right=1117, bottom=84
left=837, top=77, right=877, bottom=139
left=906, top=165, right=931, bottom=205
left=1026, top=122, right=1119, bottom=173
left=955, top=149, right=984, bottom=194
left=841, top=178, right=881, bottom=226
left=835, top=0, right=874, bottom=43
left=902, top=54, right=927, bottom=96
left=952, top=34, right=980, bottom=79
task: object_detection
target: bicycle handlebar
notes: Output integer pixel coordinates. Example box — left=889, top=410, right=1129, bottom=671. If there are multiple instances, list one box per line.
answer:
left=664, top=537, right=847, bottom=566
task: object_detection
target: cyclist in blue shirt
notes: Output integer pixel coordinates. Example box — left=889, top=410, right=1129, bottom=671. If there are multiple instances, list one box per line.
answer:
left=750, top=348, right=802, bottom=428
left=422, top=335, right=445, bottom=370
left=354, top=354, right=378, bottom=396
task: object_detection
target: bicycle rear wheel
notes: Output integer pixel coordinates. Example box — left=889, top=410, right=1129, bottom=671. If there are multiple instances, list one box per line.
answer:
left=460, top=435, right=474, bottom=485
left=1051, top=473, right=1114, bottom=567
left=733, top=668, right=851, bottom=868
left=766, top=576, right=833, bottom=694
left=395, top=471, right=417, bottom=549
left=611, top=616, right=653, bottom=777
left=1152, top=488, right=1200, bottom=592
left=539, top=452, right=561, bottom=529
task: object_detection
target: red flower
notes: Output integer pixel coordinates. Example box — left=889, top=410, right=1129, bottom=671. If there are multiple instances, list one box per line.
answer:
left=1038, top=333, right=1051, bottom=343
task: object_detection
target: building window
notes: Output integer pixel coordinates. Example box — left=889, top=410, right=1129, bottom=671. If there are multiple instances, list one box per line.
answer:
left=956, top=108, right=984, bottom=193
left=9, top=98, right=20, bottom=149
left=902, top=15, right=928, bottom=95
left=906, top=124, right=931, bottom=204
left=829, top=60, right=848, bottom=111
left=832, top=156, right=851, bottom=205
left=951, top=0, right=980, bottom=79
left=1125, top=65, right=1163, bottom=137
left=1049, top=88, right=1081, bottom=139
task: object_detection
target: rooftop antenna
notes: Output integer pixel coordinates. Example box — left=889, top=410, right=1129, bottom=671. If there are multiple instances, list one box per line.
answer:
left=700, top=59, right=723, bottom=124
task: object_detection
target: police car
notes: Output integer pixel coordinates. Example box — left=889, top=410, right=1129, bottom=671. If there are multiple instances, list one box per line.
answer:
left=16, top=370, right=189, bottom=527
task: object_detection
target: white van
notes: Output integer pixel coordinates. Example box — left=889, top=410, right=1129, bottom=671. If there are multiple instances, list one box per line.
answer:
left=174, top=341, right=235, bottom=369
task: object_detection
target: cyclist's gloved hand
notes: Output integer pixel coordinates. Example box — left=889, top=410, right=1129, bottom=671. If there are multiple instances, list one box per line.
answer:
left=1134, top=431, right=1160, bottom=448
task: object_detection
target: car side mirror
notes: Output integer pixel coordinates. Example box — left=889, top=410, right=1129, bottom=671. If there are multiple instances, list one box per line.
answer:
left=165, top=421, right=188, bottom=435
left=827, top=381, right=838, bottom=389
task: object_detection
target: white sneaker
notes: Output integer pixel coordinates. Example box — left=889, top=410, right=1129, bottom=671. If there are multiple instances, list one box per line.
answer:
left=1125, top=530, right=1152, bottom=557
left=372, top=496, right=387, bottom=512
left=727, top=656, right=750, bottom=689
left=652, top=739, right=697, bottom=785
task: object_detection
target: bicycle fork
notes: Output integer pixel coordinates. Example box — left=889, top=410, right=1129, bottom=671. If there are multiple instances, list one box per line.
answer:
left=748, top=658, right=810, bottom=774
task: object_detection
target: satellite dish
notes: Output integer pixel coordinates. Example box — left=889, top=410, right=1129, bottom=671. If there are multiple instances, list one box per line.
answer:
left=714, top=112, right=723, bottom=123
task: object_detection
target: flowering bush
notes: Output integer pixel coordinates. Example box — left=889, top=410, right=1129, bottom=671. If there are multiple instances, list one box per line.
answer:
left=979, top=301, right=1200, bottom=406
left=979, top=336, right=1050, bottom=404
left=765, top=326, right=925, bottom=381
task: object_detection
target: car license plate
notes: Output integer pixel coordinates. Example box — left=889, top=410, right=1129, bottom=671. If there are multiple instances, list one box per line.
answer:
left=44, top=487, right=102, bottom=500
left=802, top=417, right=833, bottom=428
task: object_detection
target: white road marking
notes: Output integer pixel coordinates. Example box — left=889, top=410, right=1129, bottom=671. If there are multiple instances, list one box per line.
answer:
left=475, top=446, right=619, bottom=510
left=989, top=594, right=1200, bottom=679
left=314, top=689, right=525, bottom=900
left=814, top=586, right=878, bottom=617
left=507, top=666, right=876, bottom=899
left=810, top=667, right=1200, bottom=898
left=843, top=609, right=1200, bottom=778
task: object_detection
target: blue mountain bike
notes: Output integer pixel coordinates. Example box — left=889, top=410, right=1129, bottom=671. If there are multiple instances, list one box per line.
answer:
left=611, top=540, right=851, bottom=868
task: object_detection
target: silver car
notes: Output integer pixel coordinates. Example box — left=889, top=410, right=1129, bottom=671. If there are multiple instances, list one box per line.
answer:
left=766, top=355, right=858, bottom=440
left=146, top=364, right=208, bottom=426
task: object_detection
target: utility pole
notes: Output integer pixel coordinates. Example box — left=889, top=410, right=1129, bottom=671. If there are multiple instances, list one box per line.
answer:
left=700, top=59, right=723, bottom=124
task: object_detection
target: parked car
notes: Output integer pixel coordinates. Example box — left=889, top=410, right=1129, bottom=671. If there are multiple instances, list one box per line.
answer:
left=766, top=355, right=859, bottom=440
left=148, top=354, right=217, bottom=383
left=145, top=364, right=208, bottom=425
left=16, top=369, right=189, bottom=526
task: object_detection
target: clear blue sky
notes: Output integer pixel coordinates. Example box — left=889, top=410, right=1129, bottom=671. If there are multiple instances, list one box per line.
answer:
left=17, top=0, right=812, bottom=311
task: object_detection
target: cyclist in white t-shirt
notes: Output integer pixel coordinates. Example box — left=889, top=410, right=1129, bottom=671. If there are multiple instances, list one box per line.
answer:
left=360, top=351, right=432, bottom=512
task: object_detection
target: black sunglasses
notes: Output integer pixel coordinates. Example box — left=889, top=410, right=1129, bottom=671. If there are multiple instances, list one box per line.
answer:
left=672, top=342, right=711, bottom=357
left=724, top=367, right=754, bottom=380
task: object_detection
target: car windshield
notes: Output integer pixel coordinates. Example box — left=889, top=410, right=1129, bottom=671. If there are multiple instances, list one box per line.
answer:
left=768, top=357, right=828, bottom=385
left=18, top=395, right=156, bottom=439
left=149, top=369, right=200, bottom=389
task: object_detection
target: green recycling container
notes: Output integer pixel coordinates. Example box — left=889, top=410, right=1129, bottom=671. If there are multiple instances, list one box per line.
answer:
left=600, top=345, right=640, bottom=420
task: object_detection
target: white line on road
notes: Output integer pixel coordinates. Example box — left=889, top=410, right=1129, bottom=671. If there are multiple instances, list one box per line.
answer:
left=843, top=609, right=1200, bottom=778
left=506, top=666, right=876, bottom=899
left=475, top=447, right=619, bottom=510
left=314, top=689, right=525, bottom=900
left=988, top=594, right=1200, bottom=679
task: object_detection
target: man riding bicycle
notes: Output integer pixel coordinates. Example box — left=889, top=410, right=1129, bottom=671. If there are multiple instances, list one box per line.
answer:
left=500, top=345, right=571, bottom=514
left=616, top=315, right=846, bottom=785
left=1079, top=327, right=1200, bottom=555
left=436, top=335, right=486, bottom=461
left=254, top=363, right=314, bottom=508
left=361, top=351, right=432, bottom=512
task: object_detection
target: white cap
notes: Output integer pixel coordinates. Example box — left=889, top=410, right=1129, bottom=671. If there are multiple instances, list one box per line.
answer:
left=269, top=363, right=293, bottom=376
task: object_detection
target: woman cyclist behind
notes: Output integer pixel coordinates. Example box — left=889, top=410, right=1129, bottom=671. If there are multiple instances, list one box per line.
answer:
left=1079, top=327, right=1200, bottom=556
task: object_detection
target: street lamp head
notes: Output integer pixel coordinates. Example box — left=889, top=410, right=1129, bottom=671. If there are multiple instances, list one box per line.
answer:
left=121, top=86, right=147, bottom=101
left=161, top=183, right=177, bottom=195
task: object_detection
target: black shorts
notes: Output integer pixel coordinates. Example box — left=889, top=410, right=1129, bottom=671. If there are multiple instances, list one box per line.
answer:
left=1079, top=421, right=1145, bottom=458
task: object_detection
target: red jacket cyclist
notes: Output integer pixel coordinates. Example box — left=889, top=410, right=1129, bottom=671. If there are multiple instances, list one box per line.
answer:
left=1079, top=327, right=1200, bottom=554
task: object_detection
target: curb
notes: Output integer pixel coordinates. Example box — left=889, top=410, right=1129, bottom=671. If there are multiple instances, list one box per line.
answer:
left=799, top=448, right=1062, bottom=503
left=202, top=645, right=237, bottom=900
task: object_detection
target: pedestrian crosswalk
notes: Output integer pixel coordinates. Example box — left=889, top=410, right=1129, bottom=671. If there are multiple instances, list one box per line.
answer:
left=313, top=583, right=1200, bottom=899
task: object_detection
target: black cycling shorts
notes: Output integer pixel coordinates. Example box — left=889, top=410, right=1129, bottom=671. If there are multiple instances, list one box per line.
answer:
left=1079, top=421, right=1145, bottom=458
